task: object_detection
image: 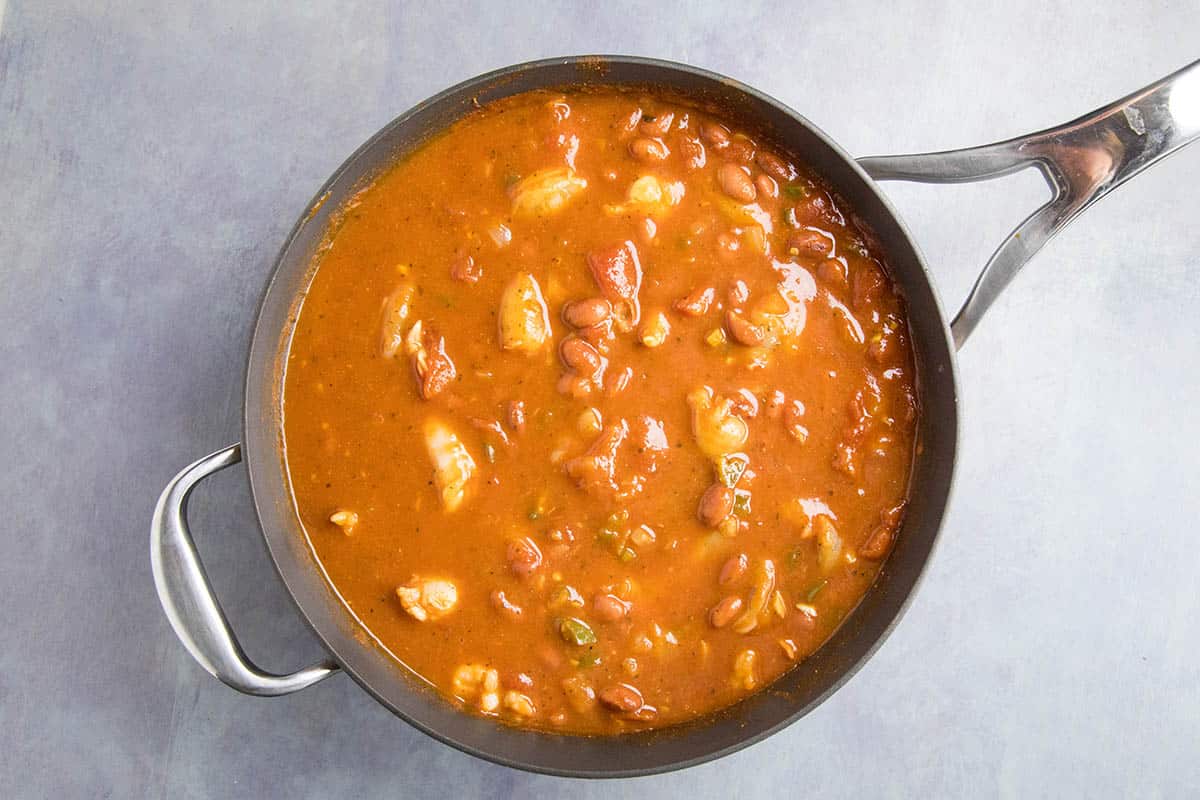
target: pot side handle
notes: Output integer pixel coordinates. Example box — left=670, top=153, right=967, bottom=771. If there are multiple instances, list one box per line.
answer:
left=858, top=58, right=1200, bottom=349
left=151, top=443, right=338, bottom=695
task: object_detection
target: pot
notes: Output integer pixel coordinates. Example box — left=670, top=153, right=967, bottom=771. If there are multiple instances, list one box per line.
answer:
left=151, top=55, right=1200, bottom=777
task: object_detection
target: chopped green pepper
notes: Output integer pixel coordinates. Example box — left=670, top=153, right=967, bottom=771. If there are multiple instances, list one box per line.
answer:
left=783, top=183, right=809, bottom=199
left=559, top=617, right=597, bottom=646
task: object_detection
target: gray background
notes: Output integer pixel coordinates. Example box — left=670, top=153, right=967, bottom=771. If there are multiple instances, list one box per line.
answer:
left=2, top=1, right=1197, bottom=797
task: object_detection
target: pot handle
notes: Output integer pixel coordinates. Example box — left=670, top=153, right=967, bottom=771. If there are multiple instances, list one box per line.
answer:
left=858, top=59, right=1200, bottom=349
left=151, top=443, right=338, bottom=695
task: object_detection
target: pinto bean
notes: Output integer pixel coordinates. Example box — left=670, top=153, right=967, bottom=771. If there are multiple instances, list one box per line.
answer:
left=449, top=253, right=482, bottom=284
left=678, top=135, right=706, bottom=170
left=719, top=553, right=749, bottom=585
left=717, top=162, right=757, bottom=203
left=506, top=537, right=543, bottom=578
left=725, top=137, right=756, bottom=163
left=698, top=484, right=735, bottom=527
left=560, top=336, right=602, bottom=374
left=709, top=596, right=744, bottom=628
left=754, top=173, right=778, bottom=200
left=756, top=150, right=798, bottom=182
left=700, top=121, right=731, bottom=149
left=725, top=311, right=767, bottom=347
left=598, top=683, right=644, bottom=712
left=786, top=228, right=834, bottom=259
left=861, top=501, right=907, bottom=559
left=852, top=262, right=886, bottom=310
left=816, top=258, right=848, bottom=288
left=576, top=318, right=614, bottom=347
left=563, top=297, right=611, bottom=328
left=593, top=593, right=632, bottom=622
left=629, top=137, right=669, bottom=163
left=674, top=286, right=715, bottom=316
left=638, top=111, right=674, bottom=137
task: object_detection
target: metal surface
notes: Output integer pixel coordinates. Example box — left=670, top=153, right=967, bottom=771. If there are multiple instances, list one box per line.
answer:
left=148, top=54, right=1196, bottom=778
left=150, top=443, right=338, bottom=695
left=860, top=58, right=1200, bottom=348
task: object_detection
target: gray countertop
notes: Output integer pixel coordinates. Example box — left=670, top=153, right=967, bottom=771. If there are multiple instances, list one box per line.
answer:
left=2, top=1, right=1197, bottom=797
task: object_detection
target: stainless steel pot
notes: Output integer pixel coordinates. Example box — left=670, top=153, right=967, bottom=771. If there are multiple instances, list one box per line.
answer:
left=151, top=55, right=1200, bottom=777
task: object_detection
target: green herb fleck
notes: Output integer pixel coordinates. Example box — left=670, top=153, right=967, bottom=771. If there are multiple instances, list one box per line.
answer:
left=805, top=579, right=828, bottom=601
left=559, top=617, right=597, bottom=646
left=575, top=651, right=600, bottom=668
left=527, top=509, right=540, bottom=521
left=783, top=183, right=809, bottom=199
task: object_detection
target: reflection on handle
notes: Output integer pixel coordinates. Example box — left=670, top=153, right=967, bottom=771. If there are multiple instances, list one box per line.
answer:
left=151, top=443, right=338, bottom=696
left=859, top=59, right=1200, bottom=349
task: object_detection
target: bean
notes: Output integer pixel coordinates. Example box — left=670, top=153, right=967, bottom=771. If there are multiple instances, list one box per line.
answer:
left=598, top=683, right=644, bottom=712
left=700, top=121, right=731, bottom=149
left=576, top=318, right=614, bottom=346
left=861, top=503, right=905, bottom=559
left=678, top=135, right=706, bottom=170
left=506, top=537, right=543, bottom=578
left=563, top=297, right=611, bottom=328
left=786, top=229, right=834, bottom=258
left=629, top=137, right=669, bottom=163
left=756, top=150, right=797, bottom=182
left=817, top=258, right=848, bottom=288
left=717, top=162, right=756, bottom=203
left=449, top=253, right=482, bottom=284
left=709, top=596, right=744, bottom=628
left=623, top=704, right=658, bottom=722
left=490, top=589, right=523, bottom=619
left=852, top=263, right=885, bottom=310
left=674, top=286, right=715, bottom=317
left=725, top=137, right=756, bottom=163
left=698, top=484, right=735, bottom=527
left=726, top=311, right=767, bottom=347
left=560, top=336, right=602, bottom=374
left=593, top=592, right=631, bottom=622
left=754, top=173, right=778, bottom=200
left=638, top=111, right=674, bottom=137
left=727, top=279, right=750, bottom=306
left=719, top=553, right=749, bottom=584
